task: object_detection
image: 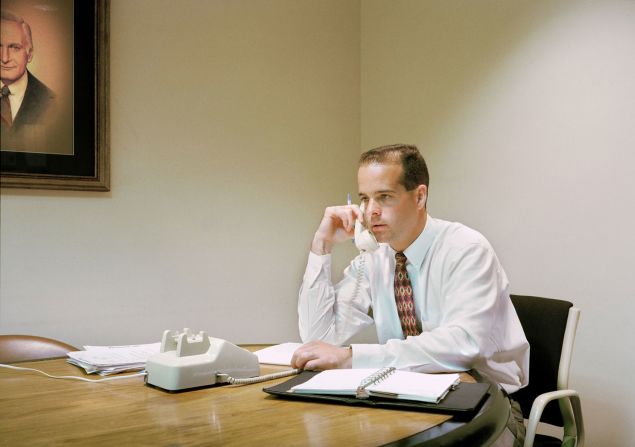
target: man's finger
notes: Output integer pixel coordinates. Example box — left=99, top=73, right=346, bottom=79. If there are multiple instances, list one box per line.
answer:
left=291, top=347, right=314, bottom=369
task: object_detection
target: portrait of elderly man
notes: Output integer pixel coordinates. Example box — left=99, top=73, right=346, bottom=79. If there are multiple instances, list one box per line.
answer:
left=1, top=9, right=57, bottom=152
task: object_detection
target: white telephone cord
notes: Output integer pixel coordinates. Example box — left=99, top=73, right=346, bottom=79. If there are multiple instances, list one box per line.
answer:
left=352, top=254, right=366, bottom=303
left=217, top=368, right=301, bottom=385
left=1, top=362, right=301, bottom=385
left=0, top=363, right=147, bottom=382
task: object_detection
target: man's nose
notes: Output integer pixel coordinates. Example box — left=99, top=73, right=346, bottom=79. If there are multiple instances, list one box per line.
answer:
left=366, top=199, right=381, bottom=218
left=0, top=47, right=9, bottom=62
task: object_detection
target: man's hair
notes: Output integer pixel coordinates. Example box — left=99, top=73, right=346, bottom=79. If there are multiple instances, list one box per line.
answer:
left=359, top=144, right=429, bottom=191
left=1, top=10, right=34, bottom=52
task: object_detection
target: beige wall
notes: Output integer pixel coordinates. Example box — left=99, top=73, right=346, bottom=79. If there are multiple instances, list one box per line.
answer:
left=362, top=1, right=635, bottom=445
left=0, top=0, right=361, bottom=344
left=2, top=0, right=634, bottom=444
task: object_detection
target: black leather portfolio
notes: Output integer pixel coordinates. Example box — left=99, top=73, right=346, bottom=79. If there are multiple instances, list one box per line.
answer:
left=263, top=370, right=491, bottom=421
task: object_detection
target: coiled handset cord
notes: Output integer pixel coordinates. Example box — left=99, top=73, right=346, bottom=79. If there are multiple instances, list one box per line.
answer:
left=352, top=254, right=366, bottom=303
left=217, top=368, right=301, bottom=385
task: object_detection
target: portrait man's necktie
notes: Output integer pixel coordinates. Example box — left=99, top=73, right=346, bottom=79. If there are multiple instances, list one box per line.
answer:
left=1, top=85, right=12, bottom=127
left=394, top=252, right=421, bottom=337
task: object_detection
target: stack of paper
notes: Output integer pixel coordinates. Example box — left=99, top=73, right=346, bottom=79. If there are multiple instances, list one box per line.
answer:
left=253, top=342, right=302, bottom=365
left=67, top=343, right=161, bottom=376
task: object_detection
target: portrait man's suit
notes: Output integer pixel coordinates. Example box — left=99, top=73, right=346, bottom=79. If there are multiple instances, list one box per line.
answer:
left=1, top=71, right=56, bottom=151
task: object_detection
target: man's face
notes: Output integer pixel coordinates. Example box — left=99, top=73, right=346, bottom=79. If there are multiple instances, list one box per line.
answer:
left=1, top=20, right=32, bottom=85
left=358, top=162, right=427, bottom=252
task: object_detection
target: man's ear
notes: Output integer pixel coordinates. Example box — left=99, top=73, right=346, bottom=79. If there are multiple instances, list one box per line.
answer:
left=416, top=185, right=428, bottom=209
left=27, top=49, right=34, bottom=63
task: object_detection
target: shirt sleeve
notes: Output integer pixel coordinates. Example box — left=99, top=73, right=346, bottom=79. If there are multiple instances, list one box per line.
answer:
left=298, top=251, right=374, bottom=345
left=352, top=241, right=509, bottom=375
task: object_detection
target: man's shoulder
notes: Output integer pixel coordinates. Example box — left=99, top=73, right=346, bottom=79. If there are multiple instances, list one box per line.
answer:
left=26, top=71, right=55, bottom=100
left=430, top=217, right=491, bottom=252
left=13, top=72, right=56, bottom=125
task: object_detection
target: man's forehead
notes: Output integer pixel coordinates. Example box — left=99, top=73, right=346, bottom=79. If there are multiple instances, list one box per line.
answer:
left=1, top=20, right=25, bottom=39
left=358, top=162, right=403, bottom=177
left=357, top=162, right=405, bottom=193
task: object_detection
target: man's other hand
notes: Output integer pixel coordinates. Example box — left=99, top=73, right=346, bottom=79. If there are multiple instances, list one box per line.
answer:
left=290, top=340, right=352, bottom=370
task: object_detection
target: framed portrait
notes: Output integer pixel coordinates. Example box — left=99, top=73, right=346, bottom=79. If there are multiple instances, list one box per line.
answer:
left=1, top=0, right=109, bottom=191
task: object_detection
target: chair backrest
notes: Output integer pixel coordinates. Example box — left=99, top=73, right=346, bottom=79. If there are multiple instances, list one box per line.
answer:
left=509, top=295, right=575, bottom=427
left=0, top=334, right=78, bottom=363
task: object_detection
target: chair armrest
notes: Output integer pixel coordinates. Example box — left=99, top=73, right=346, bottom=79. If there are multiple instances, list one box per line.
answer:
left=524, top=389, right=585, bottom=447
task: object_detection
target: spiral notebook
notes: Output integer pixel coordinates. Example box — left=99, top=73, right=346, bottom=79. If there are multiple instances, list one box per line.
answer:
left=264, top=370, right=490, bottom=420
left=288, top=367, right=460, bottom=403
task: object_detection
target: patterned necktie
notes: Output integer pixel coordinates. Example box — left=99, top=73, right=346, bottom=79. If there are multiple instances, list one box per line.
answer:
left=394, top=252, right=421, bottom=337
left=1, top=85, right=12, bottom=127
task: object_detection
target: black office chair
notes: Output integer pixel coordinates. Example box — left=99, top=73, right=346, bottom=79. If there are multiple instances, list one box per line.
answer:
left=509, top=295, right=585, bottom=447
left=0, top=334, right=79, bottom=363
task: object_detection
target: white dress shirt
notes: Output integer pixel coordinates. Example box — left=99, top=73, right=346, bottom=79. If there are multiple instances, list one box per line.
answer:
left=298, top=215, right=529, bottom=393
left=1, top=71, right=28, bottom=120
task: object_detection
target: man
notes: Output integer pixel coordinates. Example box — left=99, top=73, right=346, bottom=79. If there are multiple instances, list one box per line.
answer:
left=292, top=144, right=529, bottom=446
left=1, top=10, right=56, bottom=151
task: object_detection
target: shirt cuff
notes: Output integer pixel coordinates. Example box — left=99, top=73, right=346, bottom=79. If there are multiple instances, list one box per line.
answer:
left=303, top=251, right=332, bottom=287
left=350, top=343, right=386, bottom=369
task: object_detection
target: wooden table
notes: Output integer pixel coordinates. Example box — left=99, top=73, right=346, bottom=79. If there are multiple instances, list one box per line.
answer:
left=0, top=346, right=510, bottom=446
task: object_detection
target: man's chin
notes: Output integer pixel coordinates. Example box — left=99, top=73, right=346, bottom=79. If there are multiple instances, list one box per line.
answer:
left=373, top=233, right=388, bottom=244
left=1, top=70, right=20, bottom=84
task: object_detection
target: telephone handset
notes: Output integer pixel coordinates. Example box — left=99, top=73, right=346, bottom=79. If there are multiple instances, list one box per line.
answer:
left=353, top=203, right=379, bottom=253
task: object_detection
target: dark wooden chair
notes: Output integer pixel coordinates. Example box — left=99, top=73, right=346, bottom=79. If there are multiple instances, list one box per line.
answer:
left=0, top=334, right=78, bottom=363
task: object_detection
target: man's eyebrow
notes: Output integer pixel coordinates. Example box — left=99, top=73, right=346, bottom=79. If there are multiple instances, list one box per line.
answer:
left=358, top=189, right=397, bottom=197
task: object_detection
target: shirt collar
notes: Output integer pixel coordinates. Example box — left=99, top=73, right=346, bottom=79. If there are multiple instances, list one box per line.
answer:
left=401, top=214, right=439, bottom=268
left=1, top=71, right=29, bottom=96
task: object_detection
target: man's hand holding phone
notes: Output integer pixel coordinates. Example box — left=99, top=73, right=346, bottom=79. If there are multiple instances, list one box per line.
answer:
left=311, top=204, right=363, bottom=255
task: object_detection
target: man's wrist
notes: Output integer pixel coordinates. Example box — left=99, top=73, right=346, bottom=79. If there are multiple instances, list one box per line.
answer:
left=342, top=345, right=353, bottom=368
left=311, top=234, right=333, bottom=255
